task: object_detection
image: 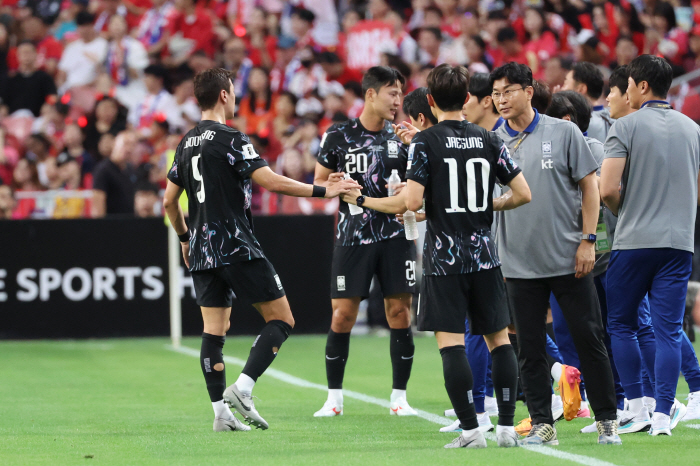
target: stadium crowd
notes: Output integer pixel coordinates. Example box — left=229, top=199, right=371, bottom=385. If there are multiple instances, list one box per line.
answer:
left=1, top=0, right=700, bottom=219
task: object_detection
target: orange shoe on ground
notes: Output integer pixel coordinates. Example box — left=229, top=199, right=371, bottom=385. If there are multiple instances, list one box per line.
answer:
left=515, top=417, right=532, bottom=436
left=557, top=364, right=582, bottom=421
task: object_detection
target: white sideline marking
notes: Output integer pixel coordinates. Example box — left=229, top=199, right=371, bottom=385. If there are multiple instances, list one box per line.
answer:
left=169, top=345, right=618, bottom=466
left=687, top=424, right=700, bottom=430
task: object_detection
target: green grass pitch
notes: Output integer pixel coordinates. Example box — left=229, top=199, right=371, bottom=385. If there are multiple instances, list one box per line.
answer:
left=2, top=335, right=700, bottom=465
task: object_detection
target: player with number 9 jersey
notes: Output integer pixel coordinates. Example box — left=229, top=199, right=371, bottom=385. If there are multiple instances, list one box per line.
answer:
left=168, top=122, right=268, bottom=271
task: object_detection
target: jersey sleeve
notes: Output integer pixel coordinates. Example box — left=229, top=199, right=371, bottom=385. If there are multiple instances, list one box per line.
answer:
left=405, top=133, right=430, bottom=186
left=491, top=134, right=521, bottom=185
left=221, top=130, right=268, bottom=177
left=167, top=147, right=184, bottom=186
left=604, top=120, right=629, bottom=160
left=567, top=123, right=599, bottom=182
left=316, top=127, right=339, bottom=170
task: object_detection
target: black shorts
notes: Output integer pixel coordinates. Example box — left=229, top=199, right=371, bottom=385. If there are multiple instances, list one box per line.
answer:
left=331, top=237, right=417, bottom=299
left=191, top=258, right=286, bottom=307
left=417, top=267, right=510, bottom=335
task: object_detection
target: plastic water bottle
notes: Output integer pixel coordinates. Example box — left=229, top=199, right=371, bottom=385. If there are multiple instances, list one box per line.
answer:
left=387, top=169, right=402, bottom=197
left=404, top=210, right=419, bottom=240
left=344, top=173, right=363, bottom=215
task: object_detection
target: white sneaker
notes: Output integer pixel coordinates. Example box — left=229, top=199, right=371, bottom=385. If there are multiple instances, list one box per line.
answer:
left=439, top=412, right=494, bottom=433
left=580, top=421, right=597, bottom=434
left=644, top=397, right=656, bottom=419
left=485, top=396, right=499, bottom=416
left=496, top=426, right=518, bottom=447
left=444, top=429, right=487, bottom=449
left=551, top=394, right=564, bottom=422
left=649, top=412, right=671, bottom=436
left=222, top=384, right=269, bottom=430
left=313, top=399, right=343, bottom=417
left=390, top=397, right=418, bottom=416
left=444, top=408, right=456, bottom=417
left=684, top=391, right=700, bottom=421
left=618, top=408, right=652, bottom=434
left=669, top=398, right=687, bottom=429
left=213, top=416, right=251, bottom=432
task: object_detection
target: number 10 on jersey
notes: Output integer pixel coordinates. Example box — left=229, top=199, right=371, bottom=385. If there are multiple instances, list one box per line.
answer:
left=444, top=158, right=489, bottom=213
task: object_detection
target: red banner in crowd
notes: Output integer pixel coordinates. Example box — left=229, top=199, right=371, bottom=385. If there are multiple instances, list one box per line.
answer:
left=346, top=21, right=396, bottom=71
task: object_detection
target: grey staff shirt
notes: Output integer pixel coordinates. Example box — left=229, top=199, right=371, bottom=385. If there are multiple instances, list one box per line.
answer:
left=495, top=110, right=600, bottom=279
left=588, top=105, right=613, bottom=145
left=585, top=135, right=611, bottom=277
left=604, top=101, right=700, bottom=253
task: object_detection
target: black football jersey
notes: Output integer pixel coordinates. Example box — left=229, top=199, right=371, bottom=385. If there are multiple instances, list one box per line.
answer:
left=406, top=120, right=521, bottom=276
left=317, top=118, right=408, bottom=246
left=167, top=120, right=269, bottom=271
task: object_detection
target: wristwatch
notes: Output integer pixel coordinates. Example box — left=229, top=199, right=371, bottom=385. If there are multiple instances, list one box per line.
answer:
left=356, top=195, right=366, bottom=208
left=582, top=233, right=597, bottom=243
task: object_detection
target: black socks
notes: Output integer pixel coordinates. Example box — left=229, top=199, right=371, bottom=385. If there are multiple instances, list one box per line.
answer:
left=325, top=330, right=351, bottom=389
left=440, top=345, right=478, bottom=431
left=390, top=327, right=415, bottom=390
left=490, top=344, right=518, bottom=426
left=241, top=320, right=292, bottom=381
left=201, top=333, right=226, bottom=402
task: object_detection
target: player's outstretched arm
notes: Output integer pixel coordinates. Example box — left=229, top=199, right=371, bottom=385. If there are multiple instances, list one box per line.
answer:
left=493, top=173, right=532, bottom=211
left=163, top=180, right=190, bottom=268
left=342, top=180, right=425, bottom=214
left=251, top=166, right=361, bottom=198
left=313, top=163, right=347, bottom=187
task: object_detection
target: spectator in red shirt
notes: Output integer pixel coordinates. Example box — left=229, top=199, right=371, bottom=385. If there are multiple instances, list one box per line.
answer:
left=592, top=4, right=617, bottom=64
left=686, top=26, right=700, bottom=71
left=435, top=0, right=460, bottom=38
left=613, top=1, right=646, bottom=54
left=494, top=27, right=528, bottom=68
left=20, top=15, right=62, bottom=77
left=289, top=7, right=316, bottom=51
left=367, top=0, right=390, bottom=21
left=167, top=0, right=215, bottom=66
left=242, top=6, right=276, bottom=69
left=465, top=35, right=492, bottom=73
left=647, top=2, right=688, bottom=67
left=11, top=158, right=42, bottom=219
left=484, top=10, right=509, bottom=67
left=523, top=8, right=559, bottom=79
left=612, top=35, right=639, bottom=68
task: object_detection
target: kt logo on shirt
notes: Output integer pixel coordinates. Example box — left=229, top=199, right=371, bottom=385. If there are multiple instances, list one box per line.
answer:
left=541, top=158, right=554, bottom=170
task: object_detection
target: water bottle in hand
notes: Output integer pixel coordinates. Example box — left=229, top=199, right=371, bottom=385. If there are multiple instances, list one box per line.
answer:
left=344, top=173, right=363, bottom=215
left=404, top=210, right=419, bottom=240
left=387, top=169, right=401, bottom=197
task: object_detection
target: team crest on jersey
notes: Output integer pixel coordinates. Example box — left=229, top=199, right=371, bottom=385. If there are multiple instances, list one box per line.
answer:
left=542, top=141, right=552, bottom=156
left=387, top=140, right=399, bottom=158
left=337, top=275, right=346, bottom=291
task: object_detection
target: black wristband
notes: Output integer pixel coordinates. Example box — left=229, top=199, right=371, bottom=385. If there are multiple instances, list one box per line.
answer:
left=312, top=185, right=326, bottom=198
left=178, top=232, right=190, bottom=243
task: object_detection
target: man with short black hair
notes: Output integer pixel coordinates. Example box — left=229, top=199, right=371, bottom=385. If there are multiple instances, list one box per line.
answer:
left=491, top=62, right=620, bottom=446
left=403, top=87, right=438, bottom=129
left=312, top=66, right=419, bottom=418
left=463, top=73, right=503, bottom=132
left=562, top=62, right=611, bottom=143
left=163, top=68, right=358, bottom=432
left=601, top=54, right=700, bottom=435
left=343, top=63, right=531, bottom=449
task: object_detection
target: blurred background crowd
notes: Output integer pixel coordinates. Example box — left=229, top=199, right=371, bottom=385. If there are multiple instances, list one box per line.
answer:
left=1, top=0, right=700, bottom=219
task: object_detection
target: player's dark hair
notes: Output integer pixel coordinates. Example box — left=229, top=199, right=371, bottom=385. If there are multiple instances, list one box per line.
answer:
left=572, top=62, right=604, bottom=100
left=653, top=1, right=676, bottom=30
left=557, top=90, right=591, bottom=133
left=489, top=62, right=533, bottom=89
left=545, top=93, right=578, bottom=127
left=531, top=80, right=552, bottom=114
left=361, top=66, right=405, bottom=99
left=469, top=73, right=498, bottom=114
left=194, top=68, right=235, bottom=111
left=609, top=65, right=629, bottom=94
left=627, top=54, right=673, bottom=98
left=403, top=87, right=438, bottom=125
left=427, top=64, right=470, bottom=112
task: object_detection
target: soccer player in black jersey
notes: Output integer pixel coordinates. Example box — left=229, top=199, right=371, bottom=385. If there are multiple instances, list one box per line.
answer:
left=312, top=66, right=419, bottom=417
left=343, top=64, right=532, bottom=449
left=163, top=68, right=359, bottom=432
